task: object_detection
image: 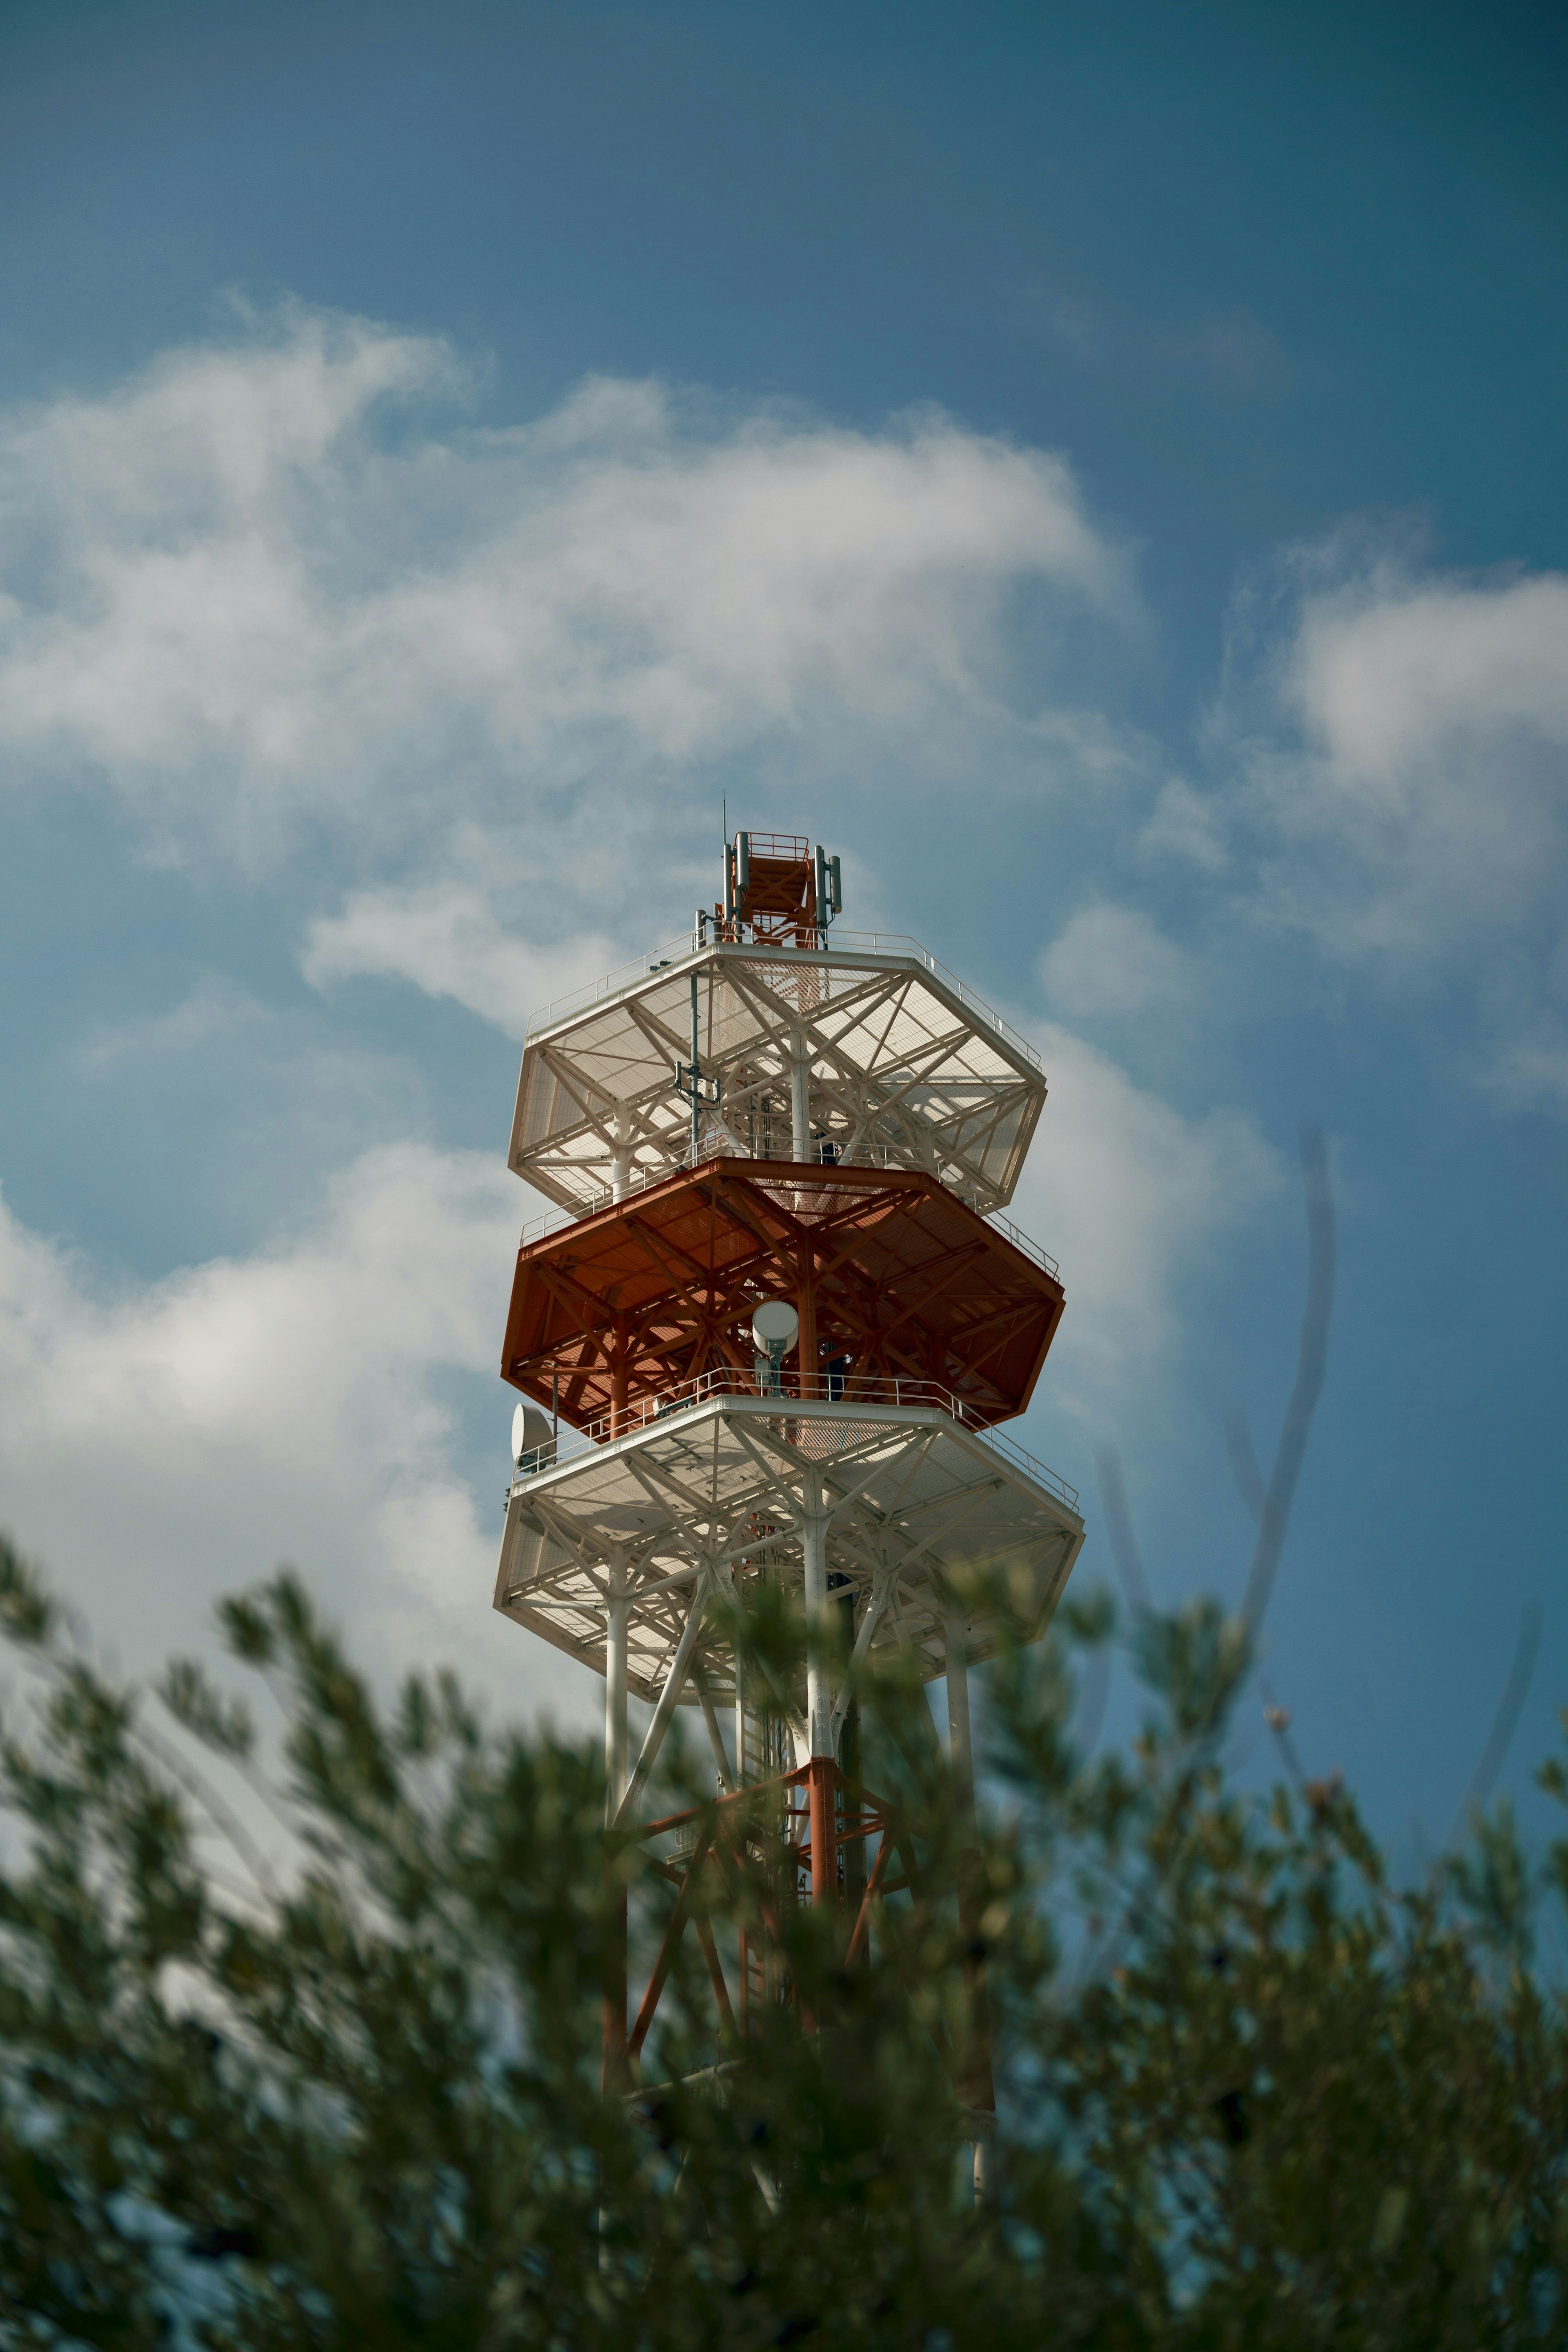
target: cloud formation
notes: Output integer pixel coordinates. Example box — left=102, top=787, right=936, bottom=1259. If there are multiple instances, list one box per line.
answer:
left=0, top=1145, right=572, bottom=1715
left=1007, top=1021, right=1279, bottom=1416
left=303, top=872, right=621, bottom=1041
left=1191, top=532, right=1568, bottom=1106
left=1039, top=902, right=1200, bottom=1022
left=0, top=306, right=1138, bottom=875
left=1231, top=552, right=1568, bottom=955
left=0, top=303, right=1281, bottom=1694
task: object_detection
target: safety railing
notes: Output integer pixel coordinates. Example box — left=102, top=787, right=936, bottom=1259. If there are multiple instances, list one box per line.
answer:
left=514, top=1147, right=1058, bottom=1278
left=982, top=1208, right=1060, bottom=1280
left=521, top=929, right=1042, bottom=1073
left=522, top=936, right=699, bottom=1036
left=799, top=931, right=1043, bottom=1072
left=508, top=1366, right=1079, bottom=1510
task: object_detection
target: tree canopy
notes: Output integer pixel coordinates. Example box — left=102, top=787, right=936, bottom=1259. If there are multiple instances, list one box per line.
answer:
left=0, top=1528, right=1564, bottom=2350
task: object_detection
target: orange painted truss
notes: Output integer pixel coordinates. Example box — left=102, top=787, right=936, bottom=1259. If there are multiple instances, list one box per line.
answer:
left=501, top=1155, right=1064, bottom=1431
left=613, top=1760, right=894, bottom=2067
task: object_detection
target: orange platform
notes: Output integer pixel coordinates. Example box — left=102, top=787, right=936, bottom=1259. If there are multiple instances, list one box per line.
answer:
left=501, top=1155, right=1063, bottom=1432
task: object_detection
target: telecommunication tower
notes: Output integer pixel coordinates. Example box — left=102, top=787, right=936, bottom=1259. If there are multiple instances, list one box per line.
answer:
left=493, top=831, right=1084, bottom=2146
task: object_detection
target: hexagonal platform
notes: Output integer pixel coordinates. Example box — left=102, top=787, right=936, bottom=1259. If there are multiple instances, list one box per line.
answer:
left=492, top=1383, right=1085, bottom=1715
left=500, top=1155, right=1065, bottom=1433
left=510, top=937, right=1046, bottom=1217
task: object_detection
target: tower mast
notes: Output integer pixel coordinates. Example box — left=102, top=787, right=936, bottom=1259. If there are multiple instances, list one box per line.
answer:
left=492, top=829, right=1085, bottom=2176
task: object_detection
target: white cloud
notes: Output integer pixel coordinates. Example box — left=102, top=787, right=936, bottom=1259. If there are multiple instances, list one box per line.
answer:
left=0, top=1145, right=588, bottom=1726
left=0, top=307, right=1139, bottom=873
left=0, top=302, right=1252, bottom=1691
left=1005, top=1020, right=1281, bottom=1417
left=1290, top=571, right=1568, bottom=786
left=303, top=873, right=620, bottom=1040
left=80, top=974, right=271, bottom=1067
left=1217, top=543, right=1568, bottom=961
left=1138, top=776, right=1229, bottom=871
left=1196, top=535, right=1568, bottom=1107
left=1039, top=902, right=1199, bottom=1021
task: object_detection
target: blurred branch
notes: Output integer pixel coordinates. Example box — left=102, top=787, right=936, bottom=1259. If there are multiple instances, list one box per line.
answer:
left=1093, top=1448, right=1151, bottom=1616
left=1257, top=1676, right=1307, bottom=1789
left=1071, top=1640, right=1112, bottom=1759
left=1447, top=1601, right=1544, bottom=1848
left=1223, top=1408, right=1267, bottom=1527
left=1239, top=1126, right=1335, bottom=1638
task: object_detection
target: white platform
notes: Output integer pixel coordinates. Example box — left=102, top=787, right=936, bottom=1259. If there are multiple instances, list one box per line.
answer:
left=509, top=937, right=1047, bottom=1219
left=493, top=1387, right=1084, bottom=1718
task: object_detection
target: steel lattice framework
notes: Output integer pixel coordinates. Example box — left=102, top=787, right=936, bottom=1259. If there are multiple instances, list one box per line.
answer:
left=510, top=939, right=1046, bottom=1216
left=494, top=1387, right=1083, bottom=1712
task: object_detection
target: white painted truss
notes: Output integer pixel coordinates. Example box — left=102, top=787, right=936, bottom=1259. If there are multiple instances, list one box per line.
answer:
left=492, top=1385, right=1084, bottom=1729
left=509, top=935, right=1047, bottom=1218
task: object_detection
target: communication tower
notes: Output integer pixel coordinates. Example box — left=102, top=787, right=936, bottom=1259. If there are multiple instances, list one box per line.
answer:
left=493, top=831, right=1084, bottom=2158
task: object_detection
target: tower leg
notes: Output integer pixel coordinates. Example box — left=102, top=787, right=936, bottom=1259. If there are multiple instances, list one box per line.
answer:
left=803, top=1468, right=831, bottom=1760
left=613, top=1584, right=705, bottom=1829
left=803, top=1469, right=839, bottom=1929
left=610, top=1316, right=629, bottom=1439
left=603, top=1555, right=629, bottom=2089
left=610, top=1103, right=633, bottom=1202
left=945, top=1604, right=996, bottom=2198
left=606, top=1551, right=629, bottom=1815
left=735, top=1635, right=750, bottom=2035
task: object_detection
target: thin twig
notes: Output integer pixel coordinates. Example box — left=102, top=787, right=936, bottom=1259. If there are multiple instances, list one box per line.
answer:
left=1239, top=1127, right=1335, bottom=1637
left=1446, top=1601, right=1544, bottom=1849
left=1093, top=1450, right=1151, bottom=1615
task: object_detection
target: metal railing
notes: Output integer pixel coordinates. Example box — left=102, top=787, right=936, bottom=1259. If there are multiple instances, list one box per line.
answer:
left=806, top=931, right=1043, bottom=1073
left=522, top=936, right=698, bottom=1036
left=508, top=1366, right=1079, bottom=1510
left=514, top=1147, right=1058, bottom=1278
left=982, top=1208, right=1060, bottom=1280
left=521, top=930, right=1042, bottom=1073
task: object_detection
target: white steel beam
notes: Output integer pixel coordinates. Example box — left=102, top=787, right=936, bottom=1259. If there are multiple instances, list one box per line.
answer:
left=612, top=1586, right=710, bottom=1831
left=802, top=1464, right=832, bottom=1759
left=604, top=1547, right=628, bottom=1824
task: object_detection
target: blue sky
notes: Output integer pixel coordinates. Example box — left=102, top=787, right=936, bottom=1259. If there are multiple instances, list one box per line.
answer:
left=1, top=0, right=1565, bottom=1853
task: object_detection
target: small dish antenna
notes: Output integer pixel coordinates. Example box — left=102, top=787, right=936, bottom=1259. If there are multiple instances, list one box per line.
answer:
left=751, top=1299, right=799, bottom=1397
left=512, top=1400, right=556, bottom=1472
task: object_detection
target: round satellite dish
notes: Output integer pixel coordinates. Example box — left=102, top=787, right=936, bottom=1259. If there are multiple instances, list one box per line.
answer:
left=751, top=1299, right=800, bottom=1353
left=512, top=1401, right=554, bottom=1465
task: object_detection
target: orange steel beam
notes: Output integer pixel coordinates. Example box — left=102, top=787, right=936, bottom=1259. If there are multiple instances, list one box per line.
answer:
left=626, top=1822, right=712, bottom=2062
left=610, top=1766, right=905, bottom=2065
left=845, top=1822, right=897, bottom=1966
left=732, top=836, right=817, bottom=944
left=693, top=1913, right=737, bottom=2038
left=808, top=1756, right=837, bottom=1909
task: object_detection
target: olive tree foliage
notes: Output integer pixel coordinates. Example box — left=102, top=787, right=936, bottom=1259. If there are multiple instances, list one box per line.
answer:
left=0, top=1531, right=1566, bottom=2350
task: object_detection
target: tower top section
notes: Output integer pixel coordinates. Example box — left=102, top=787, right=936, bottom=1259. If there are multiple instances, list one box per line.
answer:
left=509, top=824, right=1048, bottom=1219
